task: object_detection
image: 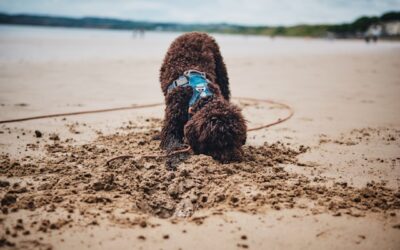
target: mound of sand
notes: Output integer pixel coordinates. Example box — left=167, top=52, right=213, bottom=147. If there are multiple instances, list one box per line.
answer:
left=1, top=121, right=399, bottom=230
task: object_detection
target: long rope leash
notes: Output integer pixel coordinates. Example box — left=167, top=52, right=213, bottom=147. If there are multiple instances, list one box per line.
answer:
left=0, top=97, right=294, bottom=164
left=233, top=97, right=294, bottom=132
left=0, top=97, right=293, bottom=129
left=0, top=103, right=163, bottom=124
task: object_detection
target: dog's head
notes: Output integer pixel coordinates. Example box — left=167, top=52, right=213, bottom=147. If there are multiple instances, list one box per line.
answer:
left=184, top=97, right=247, bottom=163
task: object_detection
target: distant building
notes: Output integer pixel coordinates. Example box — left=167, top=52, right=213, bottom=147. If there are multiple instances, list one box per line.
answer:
left=364, top=21, right=400, bottom=42
left=366, top=24, right=382, bottom=37
left=384, top=21, right=400, bottom=36
left=364, top=24, right=382, bottom=42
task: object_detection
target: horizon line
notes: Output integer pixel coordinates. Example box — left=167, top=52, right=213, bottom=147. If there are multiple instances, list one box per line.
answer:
left=1, top=10, right=398, bottom=28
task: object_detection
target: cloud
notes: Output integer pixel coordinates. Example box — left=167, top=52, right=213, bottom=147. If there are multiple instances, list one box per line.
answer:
left=0, top=0, right=399, bottom=25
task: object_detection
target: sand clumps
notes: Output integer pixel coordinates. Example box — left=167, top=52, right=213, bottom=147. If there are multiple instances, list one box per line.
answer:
left=0, top=121, right=400, bottom=249
left=1, top=122, right=399, bottom=223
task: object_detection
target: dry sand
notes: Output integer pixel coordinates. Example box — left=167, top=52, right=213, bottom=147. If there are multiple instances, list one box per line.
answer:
left=0, top=25, right=400, bottom=249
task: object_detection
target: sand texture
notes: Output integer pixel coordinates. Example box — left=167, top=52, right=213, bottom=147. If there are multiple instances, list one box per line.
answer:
left=1, top=25, right=400, bottom=249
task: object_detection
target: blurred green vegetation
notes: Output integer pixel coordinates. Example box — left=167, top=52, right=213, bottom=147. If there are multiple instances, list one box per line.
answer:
left=0, top=11, right=399, bottom=38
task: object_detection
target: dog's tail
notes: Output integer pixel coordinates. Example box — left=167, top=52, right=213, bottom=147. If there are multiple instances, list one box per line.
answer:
left=211, top=40, right=231, bottom=101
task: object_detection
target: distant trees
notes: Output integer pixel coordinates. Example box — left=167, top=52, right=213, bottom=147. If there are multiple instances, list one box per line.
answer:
left=381, top=11, right=400, bottom=21
left=0, top=11, right=399, bottom=38
left=328, top=11, right=400, bottom=37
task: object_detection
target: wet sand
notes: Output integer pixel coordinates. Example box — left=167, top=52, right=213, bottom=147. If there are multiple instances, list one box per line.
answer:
left=1, top=25, right=400, bottom=249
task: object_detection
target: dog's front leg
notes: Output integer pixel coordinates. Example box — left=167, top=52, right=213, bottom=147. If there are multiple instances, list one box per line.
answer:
left=160, top=86, right=192, bottom=153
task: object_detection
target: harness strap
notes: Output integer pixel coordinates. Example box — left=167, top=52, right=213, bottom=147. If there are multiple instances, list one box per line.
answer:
left=167, top=75, right=189, bottom=92
left=168, top=70, right=213, bottom=110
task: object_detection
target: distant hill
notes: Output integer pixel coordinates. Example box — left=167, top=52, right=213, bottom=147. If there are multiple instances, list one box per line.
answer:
left=0, top=11, right=399, bottom=38
left=0, top=13, right=245, bottom=33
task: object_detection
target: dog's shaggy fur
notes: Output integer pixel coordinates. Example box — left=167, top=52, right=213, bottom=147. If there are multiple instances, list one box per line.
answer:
left=160, top=32, right=247, bottom=163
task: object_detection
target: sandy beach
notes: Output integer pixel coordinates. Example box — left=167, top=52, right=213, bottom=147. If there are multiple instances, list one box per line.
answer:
left=0, top=24, right=400, bottom=249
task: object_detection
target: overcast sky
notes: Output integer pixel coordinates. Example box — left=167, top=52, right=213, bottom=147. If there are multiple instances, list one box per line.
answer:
left=0, top=0, right=399, bottom=26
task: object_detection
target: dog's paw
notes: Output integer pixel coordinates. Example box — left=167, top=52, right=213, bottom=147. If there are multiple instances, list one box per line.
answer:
left=166, top=141, right=187, bottom=154
left=160, top=135, right=185, bottom=151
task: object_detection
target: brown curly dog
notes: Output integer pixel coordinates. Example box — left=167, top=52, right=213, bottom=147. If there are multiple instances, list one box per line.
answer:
left=159, top=32, right=247, bottom=163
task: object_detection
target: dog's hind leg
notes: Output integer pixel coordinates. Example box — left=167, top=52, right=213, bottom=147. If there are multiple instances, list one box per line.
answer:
left=160, top=86, right=192, bottom=152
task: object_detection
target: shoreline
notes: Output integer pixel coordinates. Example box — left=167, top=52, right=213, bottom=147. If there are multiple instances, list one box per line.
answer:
left=1, top=23, right=400, bottom=41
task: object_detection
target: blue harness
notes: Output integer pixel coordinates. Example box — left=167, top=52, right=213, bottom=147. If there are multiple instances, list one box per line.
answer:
left=167, top=70, right=213, bottom=108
